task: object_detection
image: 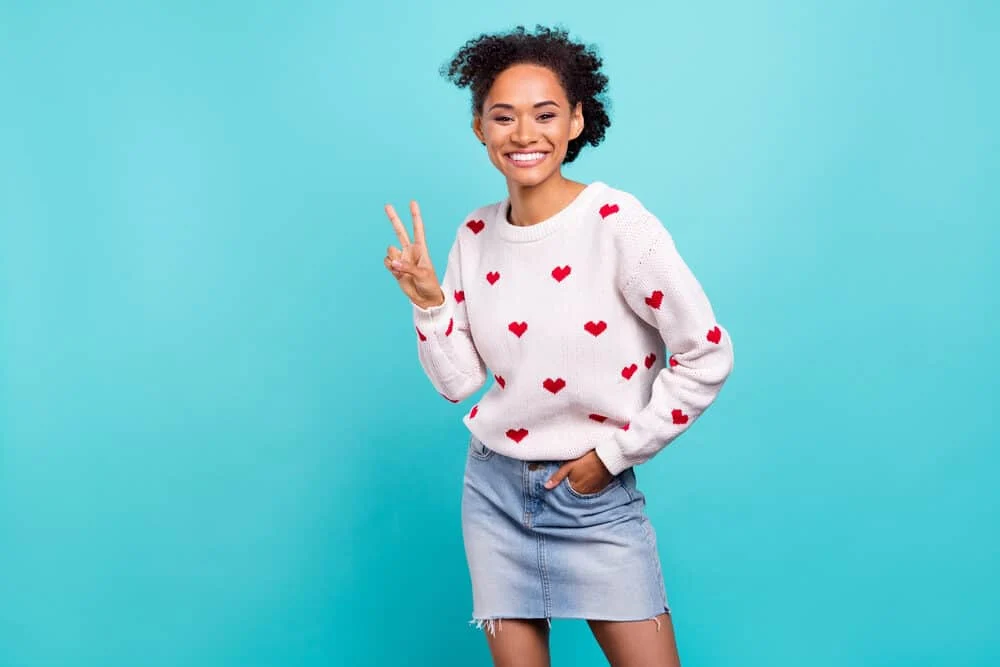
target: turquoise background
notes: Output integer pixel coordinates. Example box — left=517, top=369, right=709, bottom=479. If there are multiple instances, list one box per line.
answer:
left=1, top=1, right=997, bottom=665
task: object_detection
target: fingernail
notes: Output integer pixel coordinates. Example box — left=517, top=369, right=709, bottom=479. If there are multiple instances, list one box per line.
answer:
left=391, top=260, right=402, bottom=269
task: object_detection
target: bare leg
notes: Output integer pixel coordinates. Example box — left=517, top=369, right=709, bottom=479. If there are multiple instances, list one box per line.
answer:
left=477, top=618, right=551, bottom=667
left=588, top=613, right=680, bottom=667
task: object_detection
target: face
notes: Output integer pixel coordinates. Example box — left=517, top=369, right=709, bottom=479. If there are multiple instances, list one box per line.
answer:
left=473, top=63, right=584, bottom=189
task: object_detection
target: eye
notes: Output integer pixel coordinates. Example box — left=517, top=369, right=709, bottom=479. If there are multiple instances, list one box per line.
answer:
left=538, top=113, right=556, bottom=121
left=493, top=116, right=513, bottom=123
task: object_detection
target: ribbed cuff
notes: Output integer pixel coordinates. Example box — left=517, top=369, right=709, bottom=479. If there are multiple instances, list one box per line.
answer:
left=594, top=438, right=633, bottom=477
left=412, top=296, right=453, bottom=331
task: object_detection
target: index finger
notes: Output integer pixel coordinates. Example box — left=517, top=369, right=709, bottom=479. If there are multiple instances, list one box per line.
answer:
left=410, top=200, right=426, bottom=247
left=384, top=203, right=411, bottom=248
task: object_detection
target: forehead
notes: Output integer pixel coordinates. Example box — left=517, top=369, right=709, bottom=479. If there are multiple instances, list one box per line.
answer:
left=485, top=63, right=568, bottom=105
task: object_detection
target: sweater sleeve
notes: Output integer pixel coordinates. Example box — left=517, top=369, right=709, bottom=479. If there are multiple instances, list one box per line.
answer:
left=594, top=216, right=735, bottom=476
left=411, top=238, right=487, bottom=402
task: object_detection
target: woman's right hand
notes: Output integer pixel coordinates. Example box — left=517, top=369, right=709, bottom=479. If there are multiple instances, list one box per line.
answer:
left=384, top=200, right=445, bottom=310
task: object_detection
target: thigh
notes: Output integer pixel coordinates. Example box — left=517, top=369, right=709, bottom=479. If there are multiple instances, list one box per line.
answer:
left=481, top=618, right=551, bottom=667
left=588, top=613, right=680, bottom=667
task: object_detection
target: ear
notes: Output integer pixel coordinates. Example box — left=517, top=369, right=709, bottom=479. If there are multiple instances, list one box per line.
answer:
left=570, top=102, right=584, bottom=141
left=472, top=115, right=486, bottom=145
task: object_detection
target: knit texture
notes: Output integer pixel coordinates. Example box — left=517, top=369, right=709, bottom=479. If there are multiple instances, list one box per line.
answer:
left=412, top=181, right=734, bottom=475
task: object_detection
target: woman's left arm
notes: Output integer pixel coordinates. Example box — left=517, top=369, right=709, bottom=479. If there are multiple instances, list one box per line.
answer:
left=593, top=217, right=735, bottom=477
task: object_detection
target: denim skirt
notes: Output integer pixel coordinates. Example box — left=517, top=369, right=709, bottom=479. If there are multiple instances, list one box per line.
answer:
left=461, top=435, right=670, bottom=625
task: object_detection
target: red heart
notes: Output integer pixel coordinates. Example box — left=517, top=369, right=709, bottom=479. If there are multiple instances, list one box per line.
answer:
left=584, top=321, right=607, bottom=336
left=495, top=374, right=506, bottom=389
left=470, top=405, right=478, bottom=419
left=669, top=355, right=678, bottom=367
left=599, top=203, right=620, bottom=218
left=454, top=290, right=465, bottom=303
left=671, top=409, right=689, bottom=425
left=486, top=271, right=500, bottom=285
left=622, top=422, right=630, bottom=431
left=645, top=353, right=657, bottom=369
left=589, top=414, right=608, bottom=423
left=622, top=364, right=638, bottom=380
left=707, top=326, right=722, bottom=344
left=445, top=318, right=454, bottom=336
left=508, top=321, right=528, bottom=337
left=551, top=265, right=572, bottom=282
left=466, top=219, right=485, bottom=234
left=506, top=428, right=529, bottom=443
left=416, top=327, right=427, bottom=342
left=645, top=290, right=664, bottom=309
left=543, top=378, right=566, bottom=394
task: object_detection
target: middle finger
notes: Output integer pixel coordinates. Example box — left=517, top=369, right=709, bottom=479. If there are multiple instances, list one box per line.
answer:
left=384, top=204, right=411, bottom=248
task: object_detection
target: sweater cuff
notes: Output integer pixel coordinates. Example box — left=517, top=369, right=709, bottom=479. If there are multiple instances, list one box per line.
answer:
left=594, top=438, right=634, bottom=477
left=412, top=296, right=453, bottom=331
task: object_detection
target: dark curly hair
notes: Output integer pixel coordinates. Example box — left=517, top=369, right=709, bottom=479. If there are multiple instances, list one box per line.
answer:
left=441, top=25, right=611, bottom=164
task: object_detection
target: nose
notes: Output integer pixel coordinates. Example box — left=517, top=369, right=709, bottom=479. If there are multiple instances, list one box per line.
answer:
left=511, top=119, right=538, bottom=146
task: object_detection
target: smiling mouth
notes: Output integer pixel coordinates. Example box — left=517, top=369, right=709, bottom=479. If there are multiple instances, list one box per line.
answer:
left=505, top=151, right=549, bottom=168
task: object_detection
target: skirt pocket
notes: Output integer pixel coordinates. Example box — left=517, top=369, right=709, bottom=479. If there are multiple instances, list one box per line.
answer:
left=468, top=436, right=495, bottom=461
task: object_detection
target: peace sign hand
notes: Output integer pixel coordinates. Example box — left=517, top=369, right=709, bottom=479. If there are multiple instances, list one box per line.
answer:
left=384, top=200, right=445, bottom=310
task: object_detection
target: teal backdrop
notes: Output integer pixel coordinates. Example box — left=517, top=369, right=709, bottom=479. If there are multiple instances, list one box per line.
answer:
left=1, top=1, right=997, bottom=665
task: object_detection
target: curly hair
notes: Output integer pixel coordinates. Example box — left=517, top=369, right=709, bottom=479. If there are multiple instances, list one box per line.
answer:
left=441, top=25, right=611, bottom=164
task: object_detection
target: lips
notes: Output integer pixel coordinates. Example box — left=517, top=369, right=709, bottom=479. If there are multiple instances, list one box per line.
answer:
left=505, top=151, right=549, bottom=168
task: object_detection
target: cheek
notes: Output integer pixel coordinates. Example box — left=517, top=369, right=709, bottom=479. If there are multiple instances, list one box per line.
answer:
left=545, top=124, right=573, bottom=152
left=551, top=119, right=573, bottom=139
left=486, top=131, right=508, bottom=156
left=485, top=139, right=507, bottom=167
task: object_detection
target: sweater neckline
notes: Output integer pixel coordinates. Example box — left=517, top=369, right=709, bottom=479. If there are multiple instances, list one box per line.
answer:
left=494, top=181, right=604, bottom=243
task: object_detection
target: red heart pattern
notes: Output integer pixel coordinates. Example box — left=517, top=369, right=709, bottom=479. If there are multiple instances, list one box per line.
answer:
left=551, top=265, right=572, bottom=282
left=416, top=327, right=426, bottom=342
left=543, top=378, right=566, bottom=394
left=508, top=321, right=528, bottom=337
left=506, top=428, right=529, bottom=443
left=430, top=197, right=727, bottom=458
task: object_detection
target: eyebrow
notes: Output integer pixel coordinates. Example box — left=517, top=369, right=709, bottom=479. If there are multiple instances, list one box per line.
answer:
left=487, top=100, right=561, bottom=112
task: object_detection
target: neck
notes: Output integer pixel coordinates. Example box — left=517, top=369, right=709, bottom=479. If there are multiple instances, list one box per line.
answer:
left=506, top=173, right=587, bottom=227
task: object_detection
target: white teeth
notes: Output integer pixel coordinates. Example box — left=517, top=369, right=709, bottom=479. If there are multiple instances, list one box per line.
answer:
left=510, top=152, right=546, bottom=162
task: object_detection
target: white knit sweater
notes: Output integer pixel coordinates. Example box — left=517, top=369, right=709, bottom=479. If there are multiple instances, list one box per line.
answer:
left=412, top=181, right=734, bottom=476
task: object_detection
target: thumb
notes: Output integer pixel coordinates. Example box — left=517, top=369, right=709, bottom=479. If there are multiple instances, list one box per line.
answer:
left=544, top=462, right=572, bottom=490
left=390, top=256, right=419, bottom=276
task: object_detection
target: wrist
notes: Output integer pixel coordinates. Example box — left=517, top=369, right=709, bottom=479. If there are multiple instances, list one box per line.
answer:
left=591, top=450, right=612, bottom=477
left=593, top=442, right=628, bottom=477
left=413, top=289, right=445, bottom=311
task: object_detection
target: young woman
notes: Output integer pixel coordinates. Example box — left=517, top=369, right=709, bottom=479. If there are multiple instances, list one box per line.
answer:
left=383, top=25, right=734, bottom=667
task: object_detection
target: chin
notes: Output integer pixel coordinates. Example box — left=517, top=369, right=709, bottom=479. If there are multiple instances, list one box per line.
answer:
left=502, top=163, right=564, bottom=189
left=506, top=169, right=555, bottom=189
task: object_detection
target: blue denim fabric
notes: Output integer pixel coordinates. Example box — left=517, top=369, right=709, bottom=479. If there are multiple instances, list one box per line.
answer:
left=461, top=435, right=670, bottom=625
